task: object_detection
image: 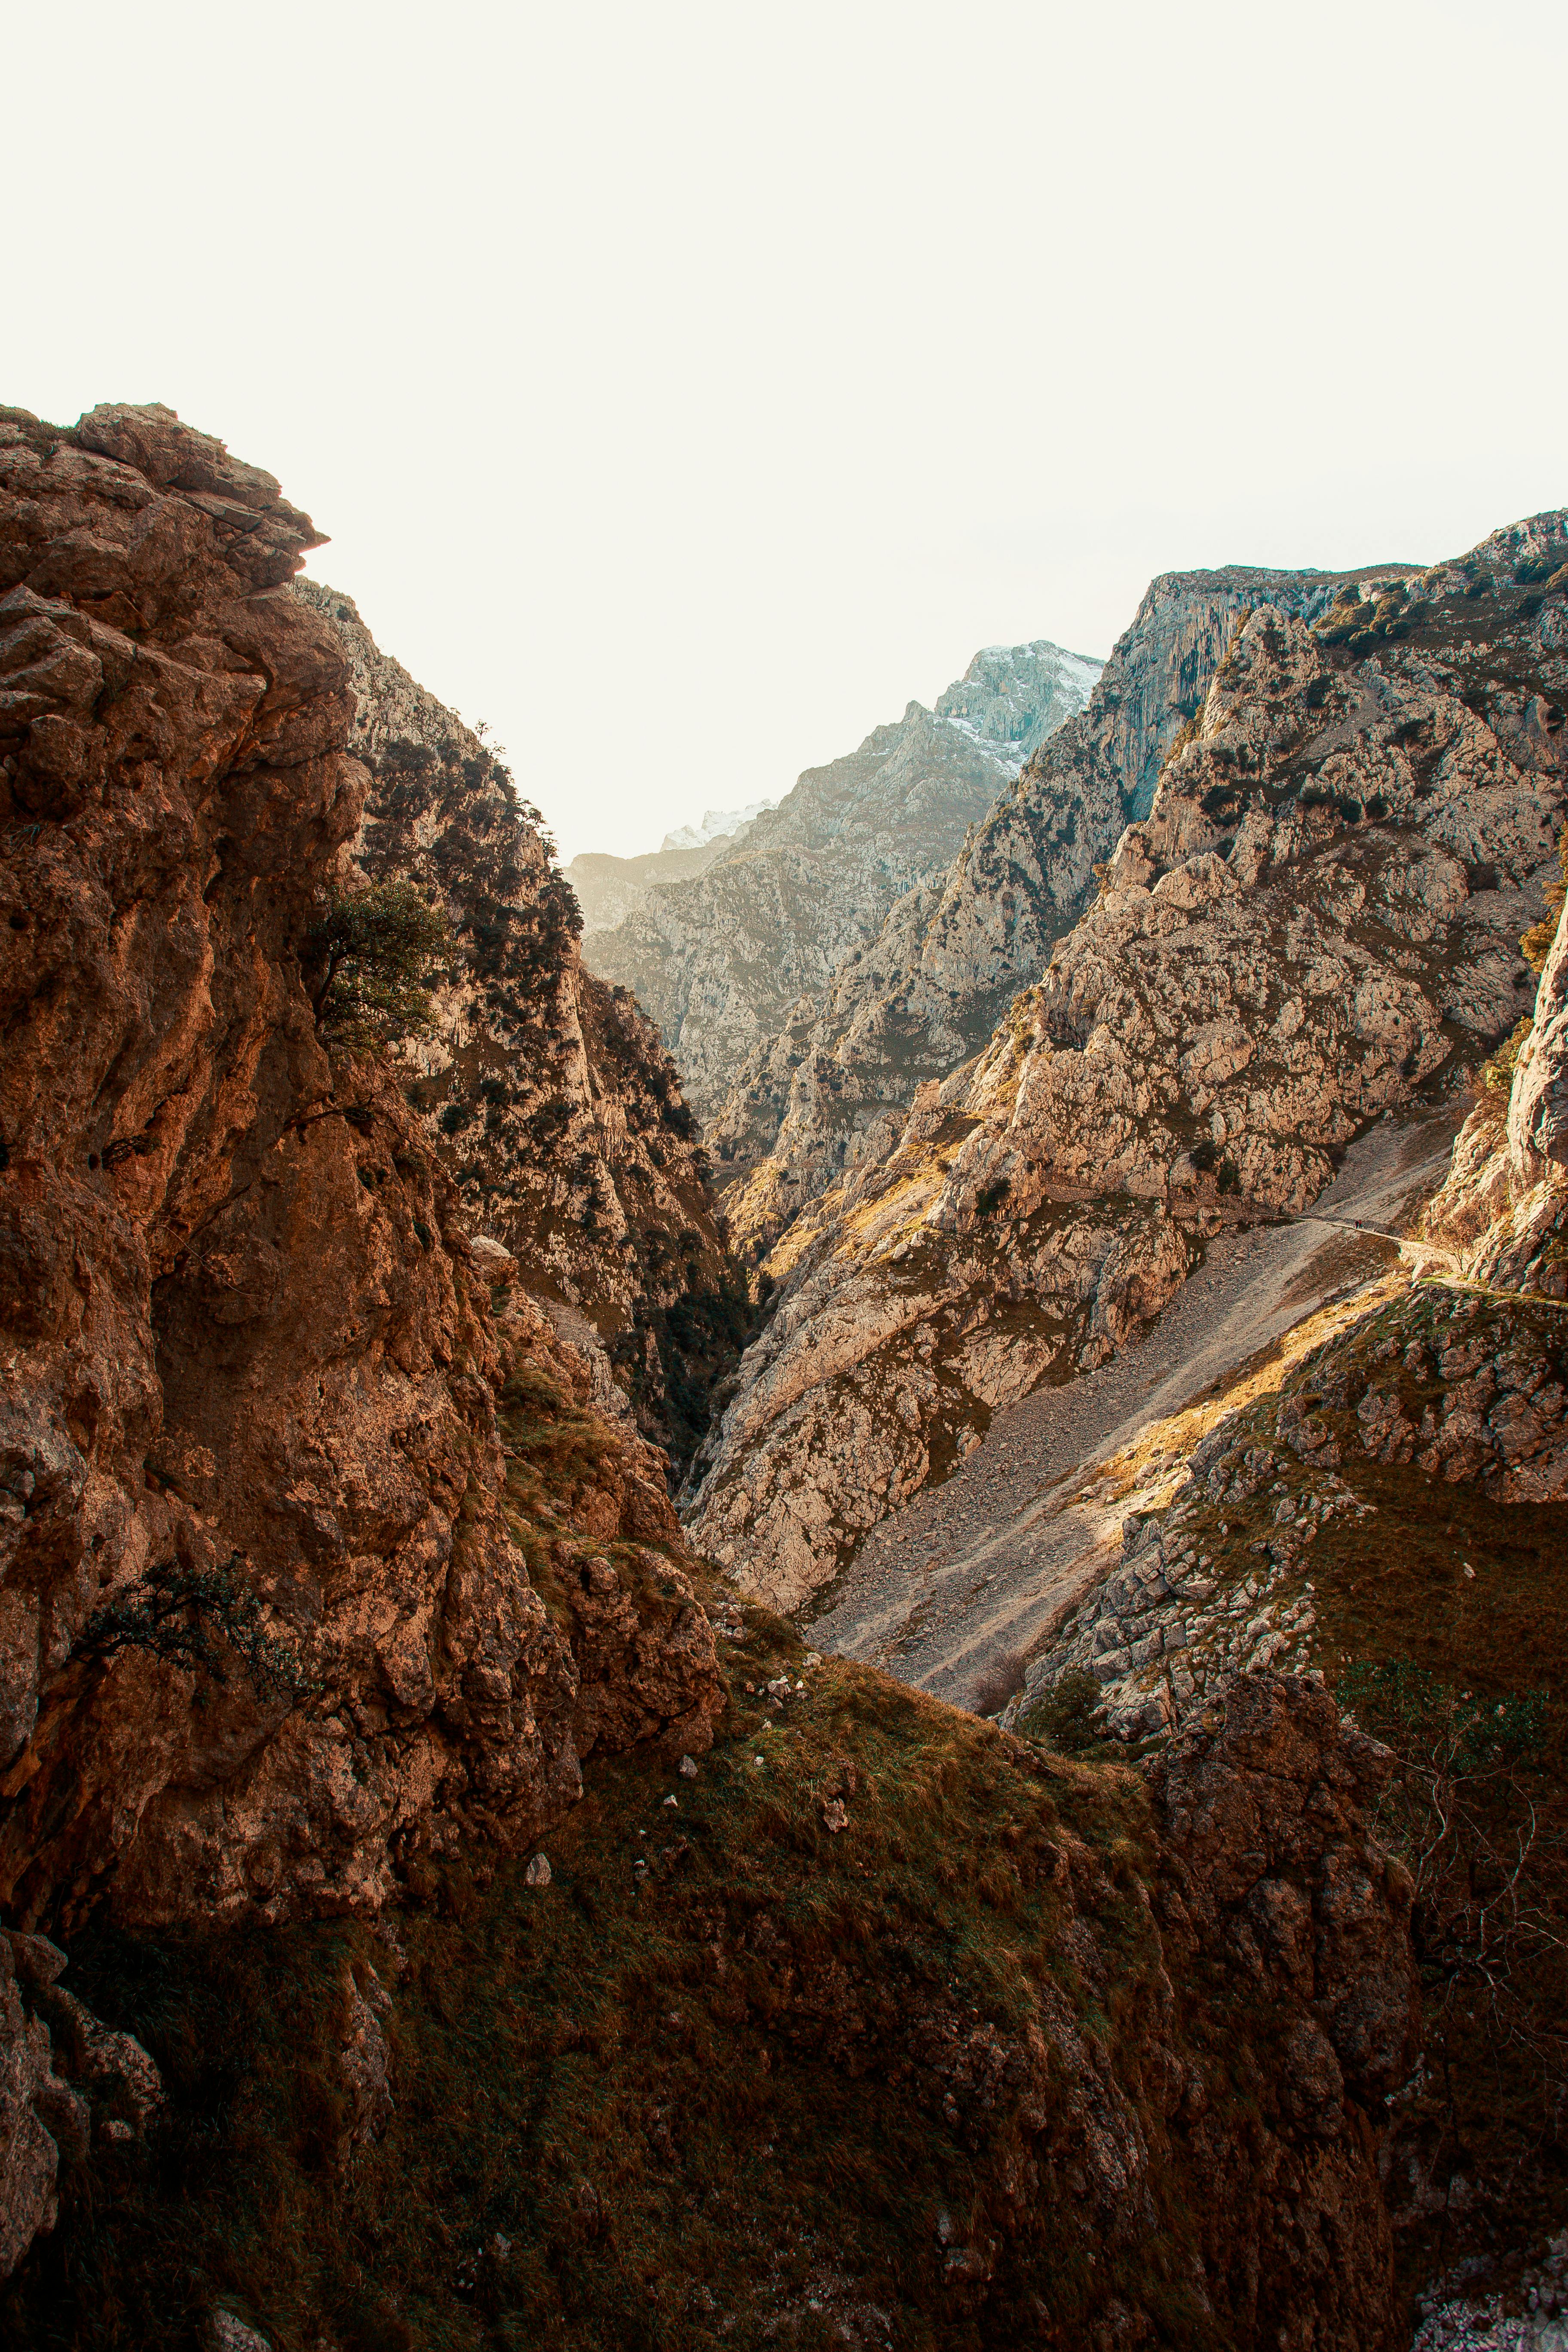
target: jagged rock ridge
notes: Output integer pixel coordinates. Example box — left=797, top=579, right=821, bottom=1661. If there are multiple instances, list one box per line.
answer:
left=687, top=516, right=1568, bottom=1608
left=579, top=638, right=1101, bottom=1124
left=713, top=562, right=1429, bottom=1262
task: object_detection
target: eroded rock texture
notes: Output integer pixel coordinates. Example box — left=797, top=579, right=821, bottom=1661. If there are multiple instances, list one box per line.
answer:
left=1017, top=1281, right=1568, bottom=1744
left=294, top=582, right=750, bottom=1477
left=716, top=1672, right=1420, bottom=2348
left=0, top=1657, right=1422, bottom=2333
left=0, top=403, right=721, bottom=1937
left=0, top=1930, right=83, bottom=2279
left=689, top=517, right=1568, bottom=1608
left=699, top=1670, right=1420, bottom=2349
left=1143, top=1673, right=1420, bottom=2349
left=1015, top=877, right=1568, bottom=1745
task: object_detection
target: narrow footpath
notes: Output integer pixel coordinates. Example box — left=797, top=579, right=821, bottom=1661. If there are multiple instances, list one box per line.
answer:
left=808, top=1102, right=1461, bottom=1713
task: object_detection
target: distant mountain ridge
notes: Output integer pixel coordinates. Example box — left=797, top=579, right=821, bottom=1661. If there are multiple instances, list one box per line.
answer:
left=662, top=797, right=778, bottom=851
left=574, top=636, right=1102, bottom=1119
left=565, top=800, right=780, bottom=936
left=711, top=566, right=1366, bottom=1256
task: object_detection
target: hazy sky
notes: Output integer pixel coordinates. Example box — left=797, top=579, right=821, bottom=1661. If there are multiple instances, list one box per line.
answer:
left=12, top=1, right=1566, bottom=862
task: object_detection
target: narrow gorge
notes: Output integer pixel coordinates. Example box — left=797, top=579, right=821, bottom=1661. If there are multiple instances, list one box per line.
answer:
left=1, top=400, right=1565, bottom=2352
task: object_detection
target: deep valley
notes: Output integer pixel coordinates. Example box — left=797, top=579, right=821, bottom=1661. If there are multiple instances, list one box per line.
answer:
left=2, top=397, right=1567, bottom=2352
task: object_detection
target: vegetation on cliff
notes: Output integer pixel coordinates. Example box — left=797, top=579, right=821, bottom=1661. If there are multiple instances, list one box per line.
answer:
left=294, top=583, right=754, bottom=1482
left=1083, top=1300, right=1568, bottom=2313
left=306, top=879, right=452, bottom=1049
left=3, top=1619, right=1418, bottom=2352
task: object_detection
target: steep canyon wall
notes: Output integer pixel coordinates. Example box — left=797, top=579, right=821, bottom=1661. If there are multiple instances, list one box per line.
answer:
left=0, top=403, right=723, bottom=1945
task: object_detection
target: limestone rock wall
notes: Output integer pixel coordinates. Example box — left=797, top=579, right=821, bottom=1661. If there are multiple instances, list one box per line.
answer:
left=1010, top=859, right=1568, bottom=1746
left=1511, top=888, right=1568, bottom=1173
left=0, top=403, right=721, bottom=1938
left=1423, top=885, right=1568, bottom=1298
left=1013, top=1278, right=1568, bottom=1745
left=688, top=517, right=1568, bottom=1608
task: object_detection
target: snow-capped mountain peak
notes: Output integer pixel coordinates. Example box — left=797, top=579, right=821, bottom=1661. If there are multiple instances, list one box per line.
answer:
left=662, top=798, right=779, bottom=852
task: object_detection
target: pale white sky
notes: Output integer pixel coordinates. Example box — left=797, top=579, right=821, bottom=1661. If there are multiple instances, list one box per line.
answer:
left=11, top=1, right=1565, bottom=861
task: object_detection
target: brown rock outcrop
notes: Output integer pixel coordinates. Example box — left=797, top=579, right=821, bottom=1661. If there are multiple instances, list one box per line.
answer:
left=0, top=1931, right=83, bottom=2279
left=0, top=1654, right=1422, bottom=2338
left=872, top=1682, right=1418, bottom=2346
left=0, top=402, right=721, bottom=1939
left=815, top=1674, right=1418, bottom=2346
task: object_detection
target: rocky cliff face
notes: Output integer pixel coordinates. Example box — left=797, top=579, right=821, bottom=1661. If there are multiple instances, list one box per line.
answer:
left=710, top=565, right=1406, bottom=1262
left=1421, top=866, right=1568, bottom=1300
left=0, top=399, right=1434, bottom=2344
left=297, top=583, right=757, bottom=1467
left=688, top=516, right=1568, bottom=1609
left=1013, top=1270, right=1568, bottom=1749
left=580, top=639, right=1100, bottom=1124
left=293, top=582, right=750, bottom=1476
left=0, top=403, right=723, bottom=1975
left=1001, top=893, right=1568, bottom=2323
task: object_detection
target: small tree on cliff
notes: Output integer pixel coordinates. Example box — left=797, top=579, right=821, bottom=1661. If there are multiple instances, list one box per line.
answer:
left=305, top=879, right=451, bottom=1048
left=77, top=1552, right=310, bottom=1701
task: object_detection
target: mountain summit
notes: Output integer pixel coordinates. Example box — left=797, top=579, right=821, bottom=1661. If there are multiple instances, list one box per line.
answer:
left=660, top=797, right=778, bottom=852
left=574, top=636, right=1102, bottom=1116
